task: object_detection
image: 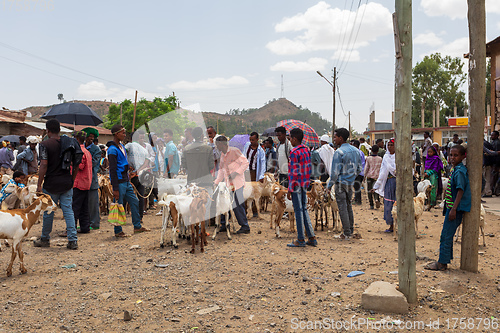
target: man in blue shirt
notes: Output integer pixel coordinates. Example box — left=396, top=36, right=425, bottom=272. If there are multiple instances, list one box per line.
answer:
left=163, top=129, right=180, bottom=178
left=350, top=140, right=366, bottom=205
left=327, top=128, right=362, bottom=239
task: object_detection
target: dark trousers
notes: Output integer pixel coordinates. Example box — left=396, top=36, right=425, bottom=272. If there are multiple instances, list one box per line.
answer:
left=353, top=175, right=363, bottom=204
left=278, top=173, right=289, bottom=189
left=73, top=188, right=90, bottom=233
left=248, top=170, right=258, bottom=215
left=366, top=178, right=380, bottom=207
left=221, top=187, right=250, bottom=231
left=131, top=176, right=144, bottom=218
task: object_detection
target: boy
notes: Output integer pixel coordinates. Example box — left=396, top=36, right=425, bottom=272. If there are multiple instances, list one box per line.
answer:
left=0, top=171, right=26, bottom=209
left=364, top=144, right=383, bottom=209
left=287, top=128, right=316, bottom=247
left=425, top=145, right=470, bottom=271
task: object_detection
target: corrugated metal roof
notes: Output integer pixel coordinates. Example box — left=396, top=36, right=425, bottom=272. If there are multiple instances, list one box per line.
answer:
left=24, top=121, right=72, bottom=133
left=0, top=115, right=23, bottom=123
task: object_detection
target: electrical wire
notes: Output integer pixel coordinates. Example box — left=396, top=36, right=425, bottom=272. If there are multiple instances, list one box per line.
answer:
left=336, top=0, right=363, bottom=73
left=338, top=0, right=368, bottom=75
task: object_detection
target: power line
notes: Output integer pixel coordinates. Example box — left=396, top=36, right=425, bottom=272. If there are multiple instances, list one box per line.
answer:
left=335, top=82, right=348, bottom=117
left=336, top=0, right=363, bottom=73
left=335, top=0, right=356, bottom=70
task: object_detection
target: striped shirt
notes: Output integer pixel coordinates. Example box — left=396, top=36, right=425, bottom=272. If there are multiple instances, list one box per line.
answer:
left=364, top=155, right=383, bottom=180
left=288, top=144, right=311, bottom=192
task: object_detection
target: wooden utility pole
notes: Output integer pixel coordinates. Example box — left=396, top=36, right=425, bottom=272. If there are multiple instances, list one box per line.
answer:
left=332, top=67, right=336, bottom=138
left=120, top=104, right=123, bottom=125
left=437, top=104, right=440, bottom=127
left=393, top=0, right=417, bottom=303
left=132, top=90, right=138, bottom=132
left=461, top=0, right=485, bottom=273
left=432, top=108, right=436, bottom=128
left=348, top=111, right=351, bottom=136
left=421, top=102, right=425, bottom=128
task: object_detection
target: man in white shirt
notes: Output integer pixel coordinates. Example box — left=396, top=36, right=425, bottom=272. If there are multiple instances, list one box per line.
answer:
left=317, top=134, right=335, bottom=181
left=275, top=126, right=292, bottom=188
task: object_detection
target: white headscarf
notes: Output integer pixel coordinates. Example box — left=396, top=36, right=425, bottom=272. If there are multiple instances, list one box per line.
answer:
left=373, top=139, right=396, bottom=197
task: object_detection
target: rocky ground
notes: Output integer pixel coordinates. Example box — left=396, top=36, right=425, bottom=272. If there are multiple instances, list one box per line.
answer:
left=0, top=194, right=499, bottom=332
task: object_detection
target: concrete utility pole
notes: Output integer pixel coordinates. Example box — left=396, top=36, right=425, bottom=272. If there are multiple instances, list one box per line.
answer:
left=317, top=68, right=336, bottom=138
left=462, top=0, right=486, bottom=273
left=393, top=0, right=417, bottom=303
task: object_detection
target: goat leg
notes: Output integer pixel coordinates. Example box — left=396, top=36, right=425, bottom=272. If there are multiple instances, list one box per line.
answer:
left=16, top=242, right=26, bottom=274
left=190, top=225, right=196, bottom=254
left=7, top=245, right=16, bottom=277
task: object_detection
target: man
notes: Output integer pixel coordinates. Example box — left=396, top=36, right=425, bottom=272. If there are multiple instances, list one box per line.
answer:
left=327, top=128, right=362, bottom=239
left=421, top=132, right=432, bottom=170
left=71, top=131, right=93, bottom=234
left=125, top=133, right=151, bottom=218
left=214, top=136, right=250, bottom=234
left=317, top=134, right=335, bottom=183
left=34, top=119, right=82, bottom=250
left=17, top=136, right=27, bottom=154
left=376, top=139, right=386, bottom=157
left=207, top=126, right=221, bottom=176
left=182, top=127, right=214, bottom=187
left=83, top=130, right=102, bottom=230
left=0, top=142, right=14, bottom=175
left=107, top=124, right=149, bottom=237
left=490, top=131, right=500, bottom=195
left=243, top=132, right=266, bottom=217
left=263, top=138, right=277, bottom=174
left=275, top=126, right=293, bottom=188
left=137, top=130, right=157, bottom=209
left=359, top=137, right=370, bottom=156
left=163, top=129, right=180, bottom=178
left=12, top=136, right=27, bottom=173
left=350, top=139, right=366, bottom=205
left=14, top=136, right=38, bottom=175
left=447, top=134, right=460, bottom=152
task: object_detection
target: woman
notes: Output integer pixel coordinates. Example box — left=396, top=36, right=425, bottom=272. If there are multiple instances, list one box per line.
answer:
left=424, top=146, right=443, bottom=208
left=372, top=138, right=396, bottom=233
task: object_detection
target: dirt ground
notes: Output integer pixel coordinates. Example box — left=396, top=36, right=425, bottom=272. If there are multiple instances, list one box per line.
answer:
left=1, top=192, right=499, bottom=333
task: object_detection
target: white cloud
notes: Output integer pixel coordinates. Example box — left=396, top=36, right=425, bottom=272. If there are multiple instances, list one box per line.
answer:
left=332, top=49, right=360, bottom=62
left=168, top=76, right=249, bottom=90
left=432, top=37, right=469, bottom=58
left=264, top=78, right=277, bottom=88
left=266, top=1, right=392, bottom=56
left=76, top=81, right=155, bottom=101
left=270, top=57, right=328, bottom=72
left=414, top=32, right=444, bottom=47
left=420, top=0, right=500, bottom=19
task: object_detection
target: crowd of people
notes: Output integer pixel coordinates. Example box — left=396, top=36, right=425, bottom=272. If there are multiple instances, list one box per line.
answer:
left=0, top=120, right=488, bottom=267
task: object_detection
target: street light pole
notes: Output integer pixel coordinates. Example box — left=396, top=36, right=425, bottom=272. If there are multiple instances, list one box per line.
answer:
left=317, top=67, right=336, bottom=138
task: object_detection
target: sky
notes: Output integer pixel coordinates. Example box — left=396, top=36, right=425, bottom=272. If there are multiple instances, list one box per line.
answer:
left=1, top=0, right=500, bottom=133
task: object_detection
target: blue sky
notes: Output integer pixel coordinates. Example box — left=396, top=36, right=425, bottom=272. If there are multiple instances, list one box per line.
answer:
left=1, top=0, right=500, bottom=133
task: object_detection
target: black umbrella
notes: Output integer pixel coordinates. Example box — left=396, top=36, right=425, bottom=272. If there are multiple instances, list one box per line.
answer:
left=0, top=135, right=20, bottom=143
left=262, top=127, right=277, bottom=137
left=41, top=102, right=103, bottom=126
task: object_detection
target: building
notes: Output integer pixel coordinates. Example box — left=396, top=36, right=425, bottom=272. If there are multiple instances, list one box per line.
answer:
left=487, top=36, right=500, bottom=131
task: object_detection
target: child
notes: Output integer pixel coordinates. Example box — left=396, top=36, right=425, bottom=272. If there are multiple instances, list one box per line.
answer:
left=373, top=138, right=396, bottom=233
left=287, top=128, right=316, bottom=247
left=424, top=146, right=443, bottom=208
left=364, top=144, right=383, bottom=209
left=425, top=145, right=470, bottom=271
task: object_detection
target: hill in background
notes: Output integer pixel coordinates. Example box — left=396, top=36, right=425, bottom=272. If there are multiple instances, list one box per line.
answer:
left=21, top=98, right=332, bottom=137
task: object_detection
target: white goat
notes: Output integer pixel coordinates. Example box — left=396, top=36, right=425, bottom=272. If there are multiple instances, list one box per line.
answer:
left=212, top=182, right=235, bottom=240
left=0, top=194, right=57, bottom=276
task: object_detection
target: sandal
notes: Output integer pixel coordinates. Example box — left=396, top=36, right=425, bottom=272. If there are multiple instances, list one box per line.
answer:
left=134, top=227, right=151, bottom=234
left=287, top=240, right=306, bottom=247
left=115, top=232, right=131, bottom=238
left=384, top=228, right=393, bottom=233
left=424, top=261, right=447, bottom=271
left=306, top=238, right=317, bottom=247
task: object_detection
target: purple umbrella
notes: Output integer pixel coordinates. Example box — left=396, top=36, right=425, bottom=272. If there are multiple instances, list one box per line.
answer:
left=229, top=134, right=249, bottom=152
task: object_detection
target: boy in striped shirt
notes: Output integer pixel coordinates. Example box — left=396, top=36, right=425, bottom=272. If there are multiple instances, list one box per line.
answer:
left=425, top=145, right=470, bottom=271
left=287, top=128, right=317, bottom=247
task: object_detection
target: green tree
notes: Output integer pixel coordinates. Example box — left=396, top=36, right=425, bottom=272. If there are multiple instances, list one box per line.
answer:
left=412, top=53, right=467, bottom=128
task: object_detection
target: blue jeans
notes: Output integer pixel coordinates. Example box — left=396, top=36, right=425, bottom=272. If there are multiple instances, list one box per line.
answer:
left=438, top=208, right=464, bottom=264
left=114, top=182, right=142, bottom=234
left=42, top=188, right=77, bottom=242
left=291, top=187, right=315, bottom=240
left=335, top=183, right=354, bottom=236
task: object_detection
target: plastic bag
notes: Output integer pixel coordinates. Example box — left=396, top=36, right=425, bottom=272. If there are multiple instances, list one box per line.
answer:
left=108, top=202, right=126, bottom=226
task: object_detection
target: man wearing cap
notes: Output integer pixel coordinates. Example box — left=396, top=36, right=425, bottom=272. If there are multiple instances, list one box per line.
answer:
left=317, top=135, right=335, bottom=183
left=83, top=129, right=102, bottom=230
left=0, top=142, right=14, bottom=175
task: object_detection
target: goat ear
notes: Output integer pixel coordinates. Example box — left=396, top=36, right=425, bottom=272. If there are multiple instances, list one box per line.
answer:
left=36, top=192, right=44, bottom=196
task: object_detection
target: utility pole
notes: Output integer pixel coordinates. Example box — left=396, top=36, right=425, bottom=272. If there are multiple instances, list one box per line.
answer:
left=132, top=90, right=138, bottom=132
left=317, top=67, right=336, bottom=138
left=393, top=0, right=417, bottom=303
left=462, top=0, right=485, bottom=273
left=348, top=111, right=351, bottom=136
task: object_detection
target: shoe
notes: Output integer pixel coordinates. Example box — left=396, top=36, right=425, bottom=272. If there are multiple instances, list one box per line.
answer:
left=134, top=227, right=151, bottom=234
left=33, top=238, right=50, bottom=247
left=335, top=233, right=351, bottom=240
left=115, top=232, right=130, bottom=238
left=67, top=241, right=78, bottom=250
left=306, top=239, right=318, bottom=247
left=482, top=194, right=492, bottom=198
left=236, top=228, right=250, bottom=234
left=77, top=229, right=90, bottom=234
left=287, top=240, right=306, bottom=247
left=219, top=225, right=227, bottom=232
left=384, top=228, right=394, bottom=233
left=253, top=212, right=258, bottom=218
left=90, top=226, right=100, bottom=230
left=375, top=201, right=381, bottom=209
left=58, top=231, right=67, bottom=237
left=369, top=205, right=374, bottom=210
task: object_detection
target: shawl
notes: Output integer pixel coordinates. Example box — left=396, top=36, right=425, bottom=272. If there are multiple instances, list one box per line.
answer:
left=425, top=146, right=443, bottom=172
left=373, top=140, right=396, bottom=197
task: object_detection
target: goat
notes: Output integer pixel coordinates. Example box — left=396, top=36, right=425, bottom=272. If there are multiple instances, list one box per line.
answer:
left=454, top=203, right=486, bottom=247
left=269, top=183, right=295, bottom=238
left=189, top=190, right=211, bottom=253
left=259, top=173, right=276, bottom=212
left=98, top=175, right=113, bottom=215
left=243, top=182, right=263, bottom=219
left=392, top=192, right=426, bottom=241
left=0, top=194, right=57, bottom=276
left=159, top=193, right=193, bottom=249
left=308, top=180, right=329, bottom=231
left=324, top=188, right=341, bottom=232
left=417, top=179, right=433, bottom=210
left=212, top=182, right=234, bottom=241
